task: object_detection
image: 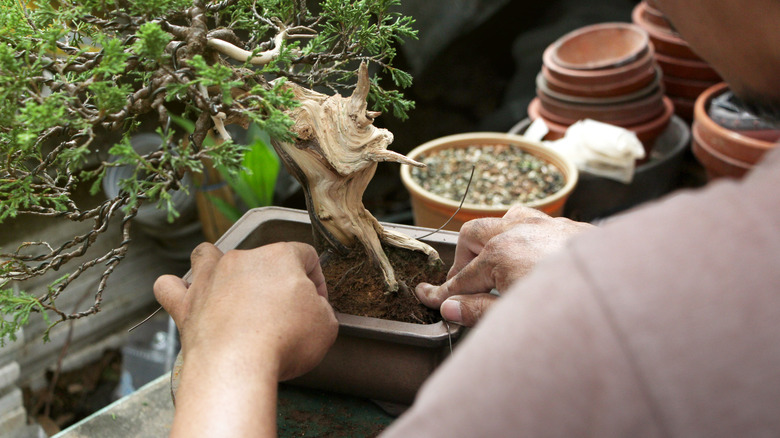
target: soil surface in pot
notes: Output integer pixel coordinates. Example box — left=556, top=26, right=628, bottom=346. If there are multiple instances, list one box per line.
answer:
left=322, top=245, right=447, bottom=324
left=412, top=144, right=565, bottom=206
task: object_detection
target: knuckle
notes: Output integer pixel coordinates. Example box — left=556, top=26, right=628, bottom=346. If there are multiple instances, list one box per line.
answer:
left=522, top=215, right=547, bottom=225
left=220, top=248, right=243, bottom=262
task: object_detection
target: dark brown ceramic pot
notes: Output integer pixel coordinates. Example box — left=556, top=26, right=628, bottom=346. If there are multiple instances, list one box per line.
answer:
left=171, top=207, right=463, bottom=406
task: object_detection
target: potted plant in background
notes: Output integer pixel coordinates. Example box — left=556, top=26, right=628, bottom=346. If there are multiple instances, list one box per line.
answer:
left=400, top=132, right=579, bottom=231
left=1, top=0, right=458, bottom=406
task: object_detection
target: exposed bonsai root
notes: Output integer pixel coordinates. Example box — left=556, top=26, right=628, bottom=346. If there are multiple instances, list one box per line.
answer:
left=271, top=62, right=440, bottom=292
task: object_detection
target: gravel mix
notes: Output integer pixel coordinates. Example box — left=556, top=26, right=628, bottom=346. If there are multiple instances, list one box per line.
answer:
left=411, top=144, right=565, bottom=206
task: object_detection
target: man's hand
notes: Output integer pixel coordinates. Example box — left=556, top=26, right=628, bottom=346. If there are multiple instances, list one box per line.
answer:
left=416, top=206, right=593, bottom=327
left=154, top=241, right=338, bottom=381
left=155, top=242, right=338, bottom=437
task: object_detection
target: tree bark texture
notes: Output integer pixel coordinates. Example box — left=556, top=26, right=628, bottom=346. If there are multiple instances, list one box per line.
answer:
left=271, top=63, right=440, bottom=291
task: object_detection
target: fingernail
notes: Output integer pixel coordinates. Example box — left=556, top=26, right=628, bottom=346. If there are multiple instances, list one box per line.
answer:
left=416, top=282, right=433, bottom=296
left=440, top=299, right=462, bottom=323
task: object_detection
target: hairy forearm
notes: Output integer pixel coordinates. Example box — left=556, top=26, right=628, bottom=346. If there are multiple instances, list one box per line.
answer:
left=171, top=346, right=279, bottom=437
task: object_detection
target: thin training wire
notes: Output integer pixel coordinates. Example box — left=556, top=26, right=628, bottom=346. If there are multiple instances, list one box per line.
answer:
left=416, top=165, right=476, bottom=240
left=444, top=320, right=454, bottom=355
left=128, top=306, right=163, bottom=332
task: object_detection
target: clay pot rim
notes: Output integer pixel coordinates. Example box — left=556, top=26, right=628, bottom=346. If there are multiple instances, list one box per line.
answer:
left=542, top=64, right=659, bottom=98
left=636, top=1, right=672, bottom=30
left=530, top=96, right=673, bottom=132
left=643, top=0, right=665, bottom=17
left=543, top=41, right=656, bottom=85
left=537, top=83, right=664, bottom=112
left=400, top=132, right=578, bottom=213
left=532, top=97, right=578, bottom=126
left=549, top=22, right=649, bottom=70
left=535, top=88, right=666, bottom=127
left=628, top=96, right=674, bottom=131
left=527, top=100, right=570, bottom=133
left=653, top=51, right=716, bottom=72
left=694, top=82, right=778, bottom=150
left=691, top=125, right=753, bottom=171
left=536, top=70, right=662, bottom=104
left=632, top=3, right=700, bottom=60
left=692, top=122, right=754, bottom=169
left=654, top=52, right=721, bottom=82
left=662, top=74, right=720, bottom=100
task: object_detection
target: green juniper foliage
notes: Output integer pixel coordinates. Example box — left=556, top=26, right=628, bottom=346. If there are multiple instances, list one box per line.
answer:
left=0, top=0, right=417, bottom=343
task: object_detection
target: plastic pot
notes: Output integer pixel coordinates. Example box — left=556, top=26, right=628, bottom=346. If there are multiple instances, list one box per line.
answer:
left=171, top=207, right=464, bottom=406
left=400, top=133, right=578, bottom=231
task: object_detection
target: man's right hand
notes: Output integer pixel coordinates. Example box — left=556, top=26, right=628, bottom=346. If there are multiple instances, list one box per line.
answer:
left=416, top=205, right=594, bottom=326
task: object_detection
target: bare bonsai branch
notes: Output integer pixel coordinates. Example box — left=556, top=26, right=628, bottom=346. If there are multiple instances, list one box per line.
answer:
left=1, top=0, right=419, bottom=340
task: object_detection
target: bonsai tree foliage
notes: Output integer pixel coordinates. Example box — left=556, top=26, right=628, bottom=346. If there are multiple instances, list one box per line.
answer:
left=0, top=0, right=438, bottom=341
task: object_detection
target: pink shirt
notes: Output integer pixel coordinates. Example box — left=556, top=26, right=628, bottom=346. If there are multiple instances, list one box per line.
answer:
left=383, top=147, right=780, bottom=437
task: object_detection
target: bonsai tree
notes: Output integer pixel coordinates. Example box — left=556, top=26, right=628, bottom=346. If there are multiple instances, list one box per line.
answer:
left=0, top=0, right=439, bottom=341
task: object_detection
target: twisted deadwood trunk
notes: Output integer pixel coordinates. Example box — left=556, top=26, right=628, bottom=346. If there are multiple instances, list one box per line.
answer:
left=270, top=63, right=440, bottom=292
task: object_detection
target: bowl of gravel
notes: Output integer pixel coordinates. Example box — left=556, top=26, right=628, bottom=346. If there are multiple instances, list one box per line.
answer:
left=400, top=132, right=578, bottom=231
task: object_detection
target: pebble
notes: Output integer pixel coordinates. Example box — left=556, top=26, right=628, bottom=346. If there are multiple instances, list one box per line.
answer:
left=411, top=144, right=565, bottom=206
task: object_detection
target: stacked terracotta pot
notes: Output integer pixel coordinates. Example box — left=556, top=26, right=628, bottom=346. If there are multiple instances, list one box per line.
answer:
left=632, top=0, right=722, bottom=122
left=530, top=22, right=673, bottom=156
left=692, top=83, right=780, bottom=179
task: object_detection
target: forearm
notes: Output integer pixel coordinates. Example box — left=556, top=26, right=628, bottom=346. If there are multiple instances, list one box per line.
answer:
left=171, top=346, right=279, bottom=437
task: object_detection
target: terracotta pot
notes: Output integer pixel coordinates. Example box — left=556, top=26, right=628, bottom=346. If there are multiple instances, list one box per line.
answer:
left=654, top=52, right=721, bottom=82
left=549, top=22, right=649, bottom=70
left=400, top=133, right=578, bottom=231
left=663, top=74, right=719, bottom=100
left=536, top=85, right=666, bottom=127
left=638, top=1, right=672, bottom=30
left=170, top=207, right=464, bottom=405
left=632, top=3, right=701, bottom=60
left=542, top=64, right=658, bottom=98
left=670, top=95, right=696, bottom=122
left=693, top=83, right=779, bottom=165
left=644, top=0, right=663, bottom=15
left=510, top=115, right=691, bottom=221
left=526, top=100, right=569, bottom=140
left=543, top=45, right=656, bottom=87
left=692, top=126, right=752, bottom=179
left=530, top=95, right=673, bottom=154
left=628, top=96, right=675, bottom=150
left=536, top=71, right=661, bottom=105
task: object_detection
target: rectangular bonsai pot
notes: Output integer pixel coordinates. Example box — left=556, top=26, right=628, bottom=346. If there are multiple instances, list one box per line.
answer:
left=211, top=207, right=463, bottom=405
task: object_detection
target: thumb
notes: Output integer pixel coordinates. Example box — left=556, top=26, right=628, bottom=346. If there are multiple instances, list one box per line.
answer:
left=440, top=294, right=499, bottom=327
left=153, top=275, right=189, bottom=325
